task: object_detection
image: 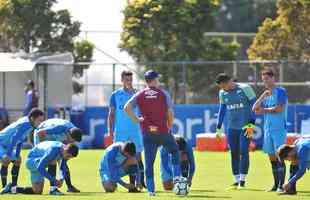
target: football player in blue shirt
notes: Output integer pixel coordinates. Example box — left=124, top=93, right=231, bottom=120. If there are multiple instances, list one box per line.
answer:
left=253, top=68, right=288, bottom=192
left=215, top=73, right=256, bottom=189
left=160, top=137, right=195, bottom=190
left=8, top=141, right=79, bottom=195
left=0, top=108, right=44, bottom=194
left=33, top=118, right=83, bottom=193
left=277, top=139, right=310, bottom=195
left=108, top=70, right=144, bottom=190
left=99, top=141, right=141, bottom=192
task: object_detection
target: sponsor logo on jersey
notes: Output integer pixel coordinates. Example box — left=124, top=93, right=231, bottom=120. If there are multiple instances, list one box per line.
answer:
left=145, top=90, right=158, bottom=99
left=227, top=103, right=244, bottom=110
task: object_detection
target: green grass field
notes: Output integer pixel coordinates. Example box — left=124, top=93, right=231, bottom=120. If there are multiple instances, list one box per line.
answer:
left=1, top=150, right=310, bottom=200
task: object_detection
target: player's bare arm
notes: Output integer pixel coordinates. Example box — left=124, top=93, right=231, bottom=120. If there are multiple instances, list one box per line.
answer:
left=167, top=109, right=174, bottom=130
left=252, top=90, right=271, bottom=114
left=107, top=107, right=115, bottom=136
left=263, top=104, right=285, bottom=113
left=124, top=102, right=143, bottom=123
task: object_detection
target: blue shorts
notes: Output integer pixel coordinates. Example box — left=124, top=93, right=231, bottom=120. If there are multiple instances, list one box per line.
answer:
left=114, top=131, right=143, bottom=153
left=26, top=158, right=44, bottom=184
left=263, top=130, right=287, bottom=155
left=0, top=145, right=18, bottom=161
left=99, top=160, right=126, bottom=184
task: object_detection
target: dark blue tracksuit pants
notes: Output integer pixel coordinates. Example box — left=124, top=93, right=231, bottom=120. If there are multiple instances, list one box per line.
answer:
left=143, top=133, right=181, bottom=193
left=227, top=129, right=250, bottom=176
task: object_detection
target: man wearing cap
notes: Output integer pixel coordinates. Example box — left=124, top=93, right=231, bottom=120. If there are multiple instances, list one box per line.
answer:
left=215, top=73, right=256, bottom=189
left=23, top=80, right=39, bottom=116
left=107, top=70, right=145, bottom=191
left=124, top=70, right=183, bottom=196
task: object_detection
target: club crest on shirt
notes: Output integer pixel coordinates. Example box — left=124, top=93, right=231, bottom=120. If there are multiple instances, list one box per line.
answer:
left=149, top=125, right=158, bottom=133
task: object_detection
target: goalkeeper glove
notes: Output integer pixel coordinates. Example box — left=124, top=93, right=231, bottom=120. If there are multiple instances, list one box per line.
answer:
left=242, top=123, right=256, bottom=138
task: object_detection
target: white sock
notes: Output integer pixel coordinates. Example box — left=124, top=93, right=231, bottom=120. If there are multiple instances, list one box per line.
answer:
left=239, top=174, right=247, bottom=182
left=50, top=186, right=57, bottom=192
left=11, top=186, right=17, bottom=194
left=234, top=175, right=240, bottom=183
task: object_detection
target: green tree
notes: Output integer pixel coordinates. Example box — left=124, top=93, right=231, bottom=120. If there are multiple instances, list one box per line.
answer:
left=215, top=0, right=277, bottom=33
left=0, top=0, right=80, bottom=53
left=120, top=0, right=239, bottom=103
left=248, top=0, right=310, bottom=103
left=248, top=0, right=310, bottom=60
left=73, top=39, right=95, bottom=77
left=72, top=40, right=94, bottom=94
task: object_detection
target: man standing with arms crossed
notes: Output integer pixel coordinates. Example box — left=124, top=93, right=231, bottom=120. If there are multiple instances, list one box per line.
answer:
left=124, top=70, right=183, bottom=196
left=215, top=73, right=256, bottom=189
left=108, top=70, right=145, bottom=191
left=252, top=68, right=288, bottom=192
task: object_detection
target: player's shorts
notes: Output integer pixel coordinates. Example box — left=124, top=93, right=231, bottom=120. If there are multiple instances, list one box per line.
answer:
left=0, top=145, right=19, bottom=162
left=114, top=131, right=143, bottom=153
left=25, top=158, right=44, bottom=184
left=99, top=162, right=126, bottom=184
left=263, top=130, right=287, bottom=155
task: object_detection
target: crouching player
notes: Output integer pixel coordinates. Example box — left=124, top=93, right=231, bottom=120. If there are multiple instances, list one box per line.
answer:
left=99, top=141, right=141, bottom=193
left=0, top=108, right=44, bottom=194
left=33, top=118, right=82, bottom=193
left=9, top=141, right=79, bottom=195
left=277, top=139, right=310, bottom=195
left=160, top=137, right=195, bottom=190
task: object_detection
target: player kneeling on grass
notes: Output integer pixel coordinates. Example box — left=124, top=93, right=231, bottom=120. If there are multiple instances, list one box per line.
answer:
left=99, top=141, right=141, bottom=193
left=277, top=138, right=310, bottom=195
left=8, top=141, right=78, bottom=195
left=160, top=137, right=195, bottom=191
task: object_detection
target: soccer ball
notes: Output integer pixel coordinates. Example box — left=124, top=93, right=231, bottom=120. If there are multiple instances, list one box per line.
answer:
left=173, top=177, right=188, bottom=196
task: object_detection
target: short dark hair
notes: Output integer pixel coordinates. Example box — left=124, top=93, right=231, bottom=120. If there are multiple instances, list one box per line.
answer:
left=261, top=67, right=275, bottom=77
left=70, top=128, right=83, bottom=142
left=28, top=108, right=44, bottom=119
left=26, top=80, right=35, bottom=88
left=67, top=143, right=79, bottom=157
left=215, top=73, right=231, bottom=85
left=277, top=144, right=294, bottom=162
left=121, top=70, right=133, bottom=79
left=175, top=137, right=187, bottom=151
left=123, top=141, right=136, bottom=156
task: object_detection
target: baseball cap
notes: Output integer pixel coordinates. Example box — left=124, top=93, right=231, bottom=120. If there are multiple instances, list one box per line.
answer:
left=215, top=73, right=231, bottom=84
left=144, top=70, right=160, bottom=80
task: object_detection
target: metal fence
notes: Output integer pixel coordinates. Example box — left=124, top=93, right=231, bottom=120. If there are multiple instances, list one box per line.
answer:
left=77, top=60, right=310, bottom=106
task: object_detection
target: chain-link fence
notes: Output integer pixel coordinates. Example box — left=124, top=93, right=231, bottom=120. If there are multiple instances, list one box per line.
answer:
left=77, top=60, right=310, bottom=106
